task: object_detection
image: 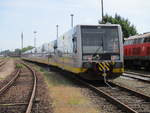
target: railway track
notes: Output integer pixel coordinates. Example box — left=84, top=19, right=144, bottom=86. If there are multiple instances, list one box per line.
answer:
left=0, top=60, right=7, bottom=67
left=123, top=72, right=150, bottom=83
left=0, top=62, right=37, bottom=113
left=73, top=77, right=150, bottom=113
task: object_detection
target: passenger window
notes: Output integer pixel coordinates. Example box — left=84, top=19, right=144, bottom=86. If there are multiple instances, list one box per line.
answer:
left=144, top=37, right=149, bottom=42
left=148, top=37, right=150, bottom=42
left=140, top=38, right=144, bottom=43
left=127, top=40, right=129, bottom=45
left=129, top=40, right=131, bottom=45
left=124, top=41, right=127, bottom=45
left=137, top=39, right=142, bottom=44
left=135, top=39, right=138, bottom=44
left=130, top=40, right=133, bottom=45
left=72, top=37, right=77, bottom=53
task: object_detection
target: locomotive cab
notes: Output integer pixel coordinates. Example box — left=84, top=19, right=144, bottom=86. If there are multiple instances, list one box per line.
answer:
left=78, top=25, right=124, bottom=80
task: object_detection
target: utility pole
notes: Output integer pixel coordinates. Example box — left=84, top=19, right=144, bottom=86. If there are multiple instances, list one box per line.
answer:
left=33, top=31, right=37, bottom=53
left=21, top=32, right=23, bottom=57
left=101, top=0, right=104, bottom=22
left=71, top=14, right=74, bottom=28
left=21, top=32, right=23, bottom=50
left=56, top=25, right=59, bottom=39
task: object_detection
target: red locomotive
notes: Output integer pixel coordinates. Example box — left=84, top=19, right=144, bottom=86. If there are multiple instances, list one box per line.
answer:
left=124, top=32, right=150, bottom=69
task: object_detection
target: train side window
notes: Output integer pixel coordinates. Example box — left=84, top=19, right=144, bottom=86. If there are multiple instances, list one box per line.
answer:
left=133, top=39, right=136, bottom=44
left=125, top=41, right=128, bottom=45
left=130, top=40, right=134, bottom=45
left=134, top=39, right=136, bottom=44
left=72, top=37, right=77, bottom=53
left=124, top=41, right=126, bottom=45
left=144, top=38, right=146, bottom=42
left=124, top=40, right=128, bottom=45
left=129, top=40, right=131, bottom=45
left=138, top=38, right=143, bottom=44
left=135, top=39, right=138, bottom=44
left=127, top=40, right=130, bottom=45
left=148, top=37, right=150, bottom=42
left=144, top=37, right=149, bottom=42
left=140, top=38, right=144, bottom=43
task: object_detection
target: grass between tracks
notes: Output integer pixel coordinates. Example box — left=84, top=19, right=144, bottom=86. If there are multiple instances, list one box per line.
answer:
left=36, top=67, right=100, bottom=113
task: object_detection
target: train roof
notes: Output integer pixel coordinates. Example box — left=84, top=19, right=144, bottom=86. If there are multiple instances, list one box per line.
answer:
left=77, top=24, right=121, bottom=27
left=125, top=32, right=150, bottom=41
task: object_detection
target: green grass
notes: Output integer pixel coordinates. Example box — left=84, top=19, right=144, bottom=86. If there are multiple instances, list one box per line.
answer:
left=16, top=64, right=23, bottom=69
left=33, top=64, right=100, bottom=113
left=36, top=66, right=74, bottom=87
left=68, top=98, right=81, bottom=105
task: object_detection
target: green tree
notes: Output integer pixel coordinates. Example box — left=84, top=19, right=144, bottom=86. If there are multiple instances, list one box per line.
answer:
left=14, top=49, right=21, bottom=55
left=21, top=46, right=34, bottom=53
left=99, top=14, right=138, bottom=38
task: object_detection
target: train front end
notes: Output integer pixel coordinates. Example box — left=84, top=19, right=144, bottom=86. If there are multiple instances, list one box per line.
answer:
left=80, top=25, right=124, bottom=80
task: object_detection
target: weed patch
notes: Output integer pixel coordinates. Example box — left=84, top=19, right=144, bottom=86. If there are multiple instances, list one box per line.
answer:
left=34, top=65, right=100, bottom=113
left=16, top=64, right=23, bottom=69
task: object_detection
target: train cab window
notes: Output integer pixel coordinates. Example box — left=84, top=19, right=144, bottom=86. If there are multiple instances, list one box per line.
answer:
left=124, top=41, right=127, bottom=45
left=137, top=38, right=143, bottom=44
left=129, top=40, right=133, bottom=45
left=148, top=37, right=150, bottom=42
left=134, top=39, right=138, bottom=44
left=133, top=39, right=136, bottom=44
left=144, top=37, right=147, bottom=42
left=127, top=40, right=130, bottom=45
left=131, top=40, right=134, bottom=44
left=72, top=36, right=77, bottom=53
left=143, top=37, right=150, bottom=43
left=139, top=38, right=144, bottom=43
left=126, top=40, right=130, bottom=45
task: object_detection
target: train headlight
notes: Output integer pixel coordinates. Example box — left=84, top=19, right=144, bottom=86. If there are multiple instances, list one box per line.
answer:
left=111, top=55, right=120, bottom=60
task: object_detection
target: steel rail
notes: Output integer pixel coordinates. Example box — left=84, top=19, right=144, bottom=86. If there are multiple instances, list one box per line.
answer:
left=123, top=73, right=150, bottom=83
left=109, top=81, right=150, bottom=101
left=0, top=69, right=20, bottom=95
left=73, top=77, right=138, bottom=113
left=125, top=71, right=150, bottom=78
left=0, top=61, right=7, bottom=67
left=22, top=63, right=37, bottom=113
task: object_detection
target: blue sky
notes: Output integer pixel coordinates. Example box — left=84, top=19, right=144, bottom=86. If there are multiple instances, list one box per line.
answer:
left=0, top=0, right=150, bottom=50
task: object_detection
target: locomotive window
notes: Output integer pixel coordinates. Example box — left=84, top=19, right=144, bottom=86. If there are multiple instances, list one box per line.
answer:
left=148, top=37, right=150, bottom=42
left=72, top=37, right=77, bottom=53
left=144, top=37, right=150, bottom=42
left=124, top=41, right=127, bottom=45
left=129, top=40, right=133, bottom=45
left=144, top=38, right=147, bottom=42
left=132, top=39, right=136, bottom=44
left=139, top=38, right=144, bottom=43
left=81, top=29, right=103, bottom=46
left=81, top=26, right=120, bottom=54
left=137, top=38, right=143, bottom=44
left=128, top=40, right=131, bottom=45
left=135, top=39, right=138, bottom=44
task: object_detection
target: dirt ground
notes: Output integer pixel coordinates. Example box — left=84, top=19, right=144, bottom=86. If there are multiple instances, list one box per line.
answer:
left=33, top=65, right=101, bottom=113
left=0, top=59, right=15, bottom=80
